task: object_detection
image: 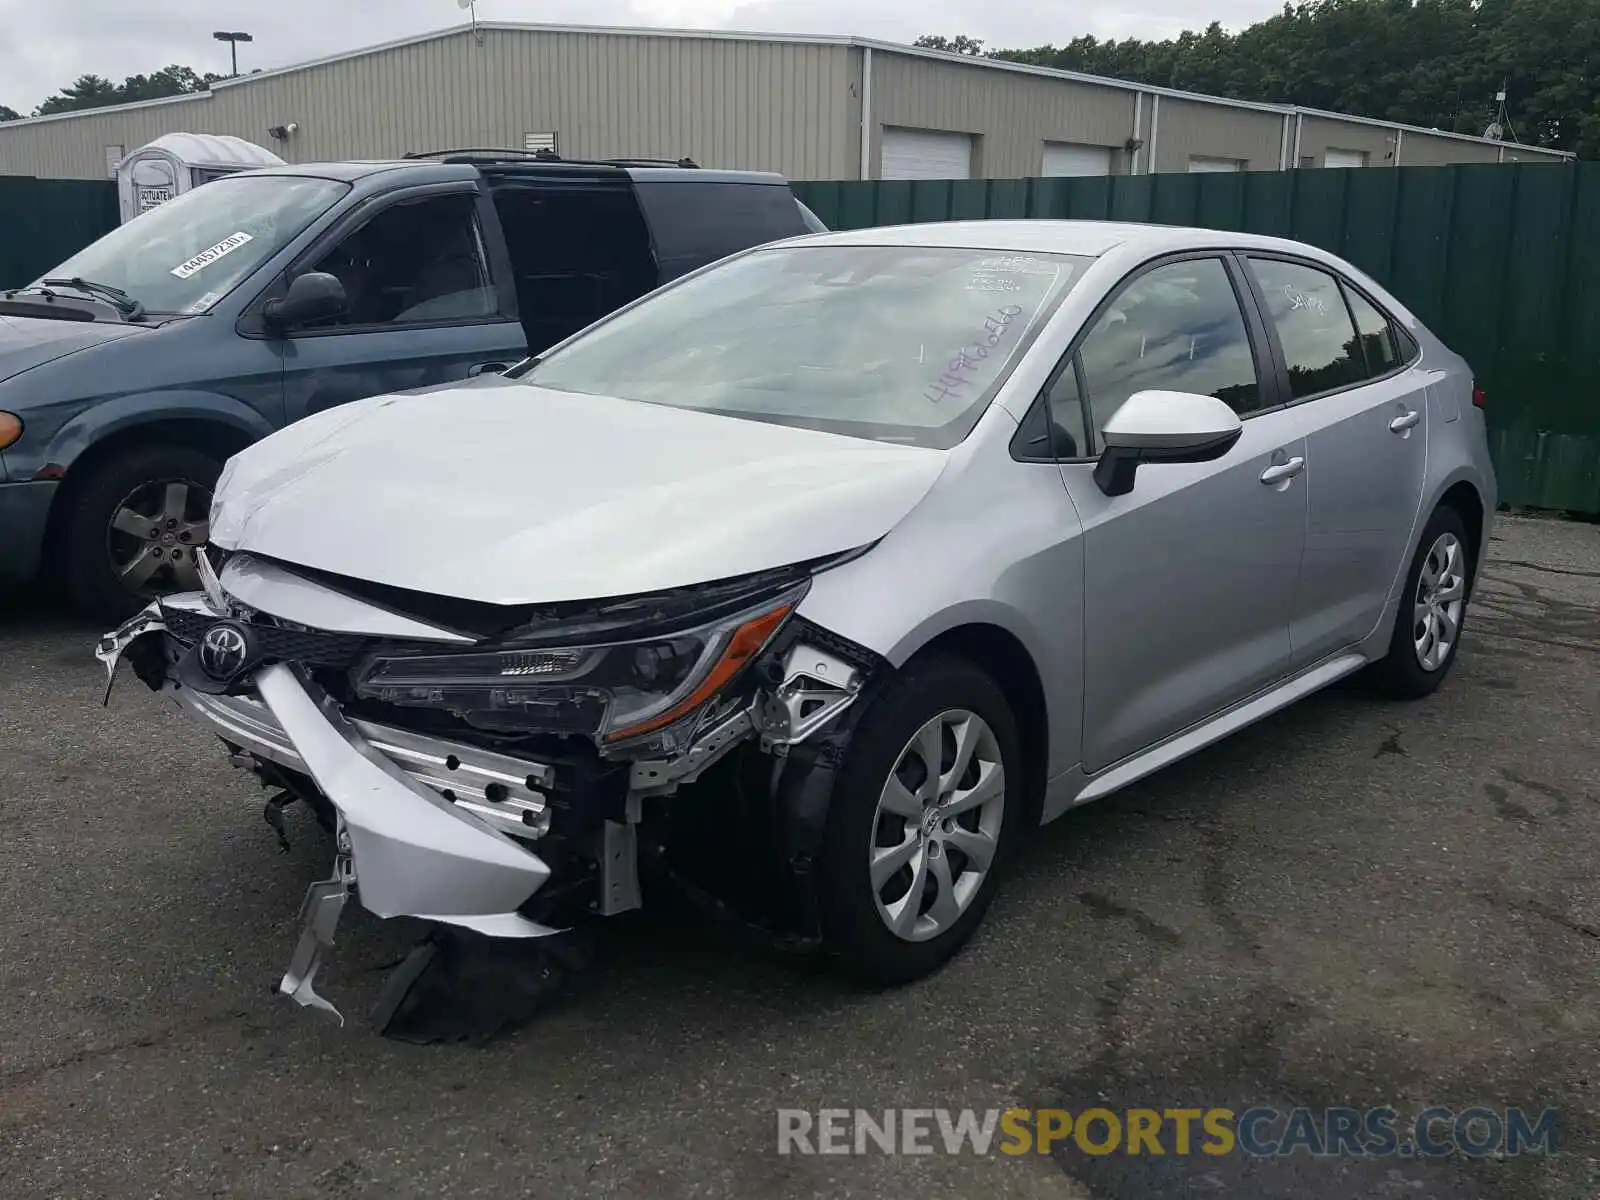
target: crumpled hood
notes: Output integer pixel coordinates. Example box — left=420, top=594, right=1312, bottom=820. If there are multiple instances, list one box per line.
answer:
left=211, top=379, right=948, bottom=605
left=0, top=312, right=146, bottom=383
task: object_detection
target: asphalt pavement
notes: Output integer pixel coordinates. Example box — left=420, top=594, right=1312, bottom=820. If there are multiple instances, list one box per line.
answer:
left=1, top=514, right=1596, bottom=1199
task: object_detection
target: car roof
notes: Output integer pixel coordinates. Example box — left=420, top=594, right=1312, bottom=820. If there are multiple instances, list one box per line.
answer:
left=800, top=219, right=1328, bottom=260
left=225, top=160, right=790, bottom=185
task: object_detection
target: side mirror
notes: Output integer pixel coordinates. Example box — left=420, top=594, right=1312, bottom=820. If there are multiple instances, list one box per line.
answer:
left=263, top=271, right=347, bottom=331
left=1093, top=390, right=1243, bottom=497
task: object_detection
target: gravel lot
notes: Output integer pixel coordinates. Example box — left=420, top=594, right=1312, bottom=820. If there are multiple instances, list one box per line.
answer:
left=1, top=514, right=1596, bottom=1200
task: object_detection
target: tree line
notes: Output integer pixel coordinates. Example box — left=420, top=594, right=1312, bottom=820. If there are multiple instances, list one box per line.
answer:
left=1, top=65, right=223, bottom=122
left=918, top=0, right=1598, bottom=158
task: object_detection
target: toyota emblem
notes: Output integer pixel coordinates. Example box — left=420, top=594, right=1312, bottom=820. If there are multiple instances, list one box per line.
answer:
left=198, top=622, right=252, bottom=682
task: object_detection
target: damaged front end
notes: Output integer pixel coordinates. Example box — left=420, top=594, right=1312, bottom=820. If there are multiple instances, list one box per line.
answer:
left=96, top=550, right=881, bottom=1031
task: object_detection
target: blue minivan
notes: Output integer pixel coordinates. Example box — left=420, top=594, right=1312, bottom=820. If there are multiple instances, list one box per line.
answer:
left=0, top=153, right=824, bottom=620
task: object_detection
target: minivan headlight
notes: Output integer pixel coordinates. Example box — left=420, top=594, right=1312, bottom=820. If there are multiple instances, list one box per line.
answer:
left=0, top=411, right=22, bottom=451
left=354, top=583, right=804, bottom=743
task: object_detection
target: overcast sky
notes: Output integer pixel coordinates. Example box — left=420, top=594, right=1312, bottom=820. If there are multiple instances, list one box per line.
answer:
left=0, top=0, right=1283, bottom=115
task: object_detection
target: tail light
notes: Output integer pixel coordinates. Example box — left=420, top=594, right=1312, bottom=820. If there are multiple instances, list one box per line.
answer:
left=1471, top=384, right=1486, bottom=409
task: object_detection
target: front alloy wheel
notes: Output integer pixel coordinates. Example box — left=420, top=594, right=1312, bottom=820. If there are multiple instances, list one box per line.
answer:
left=62, top=443, right=223, bottom=624
left=107, top=478, right=211, bottom=596
left=871, top=710, right=1006, bottom=942
left=816, top=653, right=1022, bottom=985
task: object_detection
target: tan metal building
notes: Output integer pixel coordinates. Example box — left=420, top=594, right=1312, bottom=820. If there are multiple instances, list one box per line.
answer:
left=0, top=23, right=1572, bottom=183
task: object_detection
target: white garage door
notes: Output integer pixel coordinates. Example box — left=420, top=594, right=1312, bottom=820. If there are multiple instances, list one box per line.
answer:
left=881, top=127, right=974, bottom=180
left=1042, top=141, right=1114, bottom=177
left=1188, top=155, right=1245, bottom=173
left=1324, top=148, right=1368, bottom=169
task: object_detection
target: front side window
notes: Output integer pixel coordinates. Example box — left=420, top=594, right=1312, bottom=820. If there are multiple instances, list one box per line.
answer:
left=38, top=174, right=348, bottom=315
left=520, top=245, right=1090, bottom=448
left=1077, top=256, right=1263, bottom=435
left=302, top=193, right=495, bottom=328
left=1248, top=258, right=1366, bottom=399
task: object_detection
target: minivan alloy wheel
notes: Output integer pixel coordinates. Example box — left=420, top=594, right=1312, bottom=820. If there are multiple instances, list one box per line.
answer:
left=870, top=709, right=1006, bottom=943
left=106, top=477, right=211, bottom=595
left=1413, top=531, right=1466, bottom=672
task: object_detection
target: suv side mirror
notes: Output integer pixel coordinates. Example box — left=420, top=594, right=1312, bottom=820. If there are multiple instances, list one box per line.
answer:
left=1093, top=390, right=1243, bottom=497
left=263, top=271, right=347, bottom=331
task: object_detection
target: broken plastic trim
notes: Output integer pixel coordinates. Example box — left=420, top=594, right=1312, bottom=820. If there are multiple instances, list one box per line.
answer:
left=279, top=847, right=354, bottom=1024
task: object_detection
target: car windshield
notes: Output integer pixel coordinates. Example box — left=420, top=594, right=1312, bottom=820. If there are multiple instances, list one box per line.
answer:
left=521, top=244, right=1090, bottom=448
left=35, top=175, right=348, bottom=316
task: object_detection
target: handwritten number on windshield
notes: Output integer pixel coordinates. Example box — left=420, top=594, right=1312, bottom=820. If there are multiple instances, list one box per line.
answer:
left=925, top=305, right=1025, bottom=403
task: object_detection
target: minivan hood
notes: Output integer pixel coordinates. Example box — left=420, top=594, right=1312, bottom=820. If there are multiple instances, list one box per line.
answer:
left=0, top=312, right=146, bottom=384
left=210, top=380, right=948, bottom=605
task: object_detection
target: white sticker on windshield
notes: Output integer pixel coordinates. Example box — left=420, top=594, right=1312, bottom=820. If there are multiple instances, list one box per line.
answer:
left=184, top=290, right=225, bottom=314
left=170, top=232, right=254, bottom=280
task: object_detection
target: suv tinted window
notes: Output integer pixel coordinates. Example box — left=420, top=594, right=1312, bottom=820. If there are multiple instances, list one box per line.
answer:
left=1248, top=258, right=1365, bottom=399
left=1344, top=285, right=1403, bottom=376
left=633, top=180, right=810, bottom=280
left=1077, top=256, right=1263, bottom=432
left=306, top=193, right=494, bottom=327
left=489, top=181, right=656, bottom=352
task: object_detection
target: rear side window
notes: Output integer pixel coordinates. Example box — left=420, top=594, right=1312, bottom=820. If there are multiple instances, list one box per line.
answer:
left=1344, top=286, right=1404, bottom=376
left=633, top=181, right=810, bottom=280
left=1248, top=258, right=1366, bottom=399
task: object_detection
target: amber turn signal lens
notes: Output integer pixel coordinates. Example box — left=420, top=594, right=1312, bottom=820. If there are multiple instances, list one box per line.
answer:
left=0, top=411, right=21, bottom=451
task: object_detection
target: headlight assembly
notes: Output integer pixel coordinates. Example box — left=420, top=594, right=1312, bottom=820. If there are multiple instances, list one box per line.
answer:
left=354, top=582, right=805, bottom=743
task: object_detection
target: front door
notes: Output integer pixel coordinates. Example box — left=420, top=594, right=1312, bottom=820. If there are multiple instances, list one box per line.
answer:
left=1050, top=255, right=1309, bottom=773
left=1241, top=256, right=1430, bottom=666
left=277, top=190, right=528, bottom=424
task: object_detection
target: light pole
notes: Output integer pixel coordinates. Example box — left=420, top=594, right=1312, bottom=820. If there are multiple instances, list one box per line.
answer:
left=212, top=31, right=253, bottom=78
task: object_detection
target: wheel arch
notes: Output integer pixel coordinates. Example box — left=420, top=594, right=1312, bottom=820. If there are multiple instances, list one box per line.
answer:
left=41, top=403, right=267, bottom=575
left=901, top=621, right=1051, bottom=830
left=1436, top=478, right=1486, bottom=582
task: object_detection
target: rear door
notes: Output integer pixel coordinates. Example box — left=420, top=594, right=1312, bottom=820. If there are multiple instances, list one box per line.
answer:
left=1239, top=256, right=1429, bottom=666
left=251, top=184, right=527, bottom=425
left=1049, top=254, right=1310, bottom=772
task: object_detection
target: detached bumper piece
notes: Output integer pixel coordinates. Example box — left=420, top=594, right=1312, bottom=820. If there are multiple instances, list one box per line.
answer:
left=256, top=662, right=565, bottom=1029
left=252, top=663, right=556, bottom=937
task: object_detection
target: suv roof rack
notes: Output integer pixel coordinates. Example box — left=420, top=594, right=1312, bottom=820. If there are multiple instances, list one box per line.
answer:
left=403, top=148, right=701, bottom=169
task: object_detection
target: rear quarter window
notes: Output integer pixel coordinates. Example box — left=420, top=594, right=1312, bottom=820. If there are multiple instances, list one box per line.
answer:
left=632, top=180, right=811, bottom=280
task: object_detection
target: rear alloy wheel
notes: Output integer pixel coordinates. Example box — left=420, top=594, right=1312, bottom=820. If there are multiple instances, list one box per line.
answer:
left=1412, top=530, right=1467, bottom=672
left=62, top=443, right=222, bottom=624
left=816, top=654, right=1022, bottom=985
left=1373, top=505, right=1473, bottom=699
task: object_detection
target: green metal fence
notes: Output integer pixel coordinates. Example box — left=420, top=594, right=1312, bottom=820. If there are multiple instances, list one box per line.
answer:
left=795, top=165, right=1600, bottom=515
left=2, top=167, right=1595, bottom=512
left=0, top=176, right=118, bottom=292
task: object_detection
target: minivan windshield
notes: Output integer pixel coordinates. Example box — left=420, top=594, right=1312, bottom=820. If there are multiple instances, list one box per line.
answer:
left=521, top=244, right=1089, bottom=448
left=36, top=175, right=348, bottom=316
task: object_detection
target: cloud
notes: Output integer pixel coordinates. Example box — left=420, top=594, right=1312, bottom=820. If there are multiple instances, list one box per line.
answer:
left=0, top=0, right=1283, bottom=114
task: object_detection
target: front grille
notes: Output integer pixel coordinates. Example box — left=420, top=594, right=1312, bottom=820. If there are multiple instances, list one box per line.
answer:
left=161, top=605, right=373, bottom=670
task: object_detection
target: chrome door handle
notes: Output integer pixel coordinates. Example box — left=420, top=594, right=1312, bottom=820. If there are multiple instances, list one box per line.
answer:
left=1389, top=409, right=1421, bottom=432
left=1260, top=456, right=1306, bottom=485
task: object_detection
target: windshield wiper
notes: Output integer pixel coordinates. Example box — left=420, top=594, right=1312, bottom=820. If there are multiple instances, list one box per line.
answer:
left=40, top=277, right=145, bottom=320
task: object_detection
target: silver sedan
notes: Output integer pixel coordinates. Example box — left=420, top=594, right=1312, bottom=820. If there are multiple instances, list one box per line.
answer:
left=98, top=219, right=1494, bottom=1019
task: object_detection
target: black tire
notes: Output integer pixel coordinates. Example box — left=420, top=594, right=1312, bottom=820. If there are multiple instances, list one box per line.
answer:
left=62, top=443, right=222, bottom=625
left=815, top=653, right=1025, bottom=986
left=1371, top=505, right=1474, bottom=699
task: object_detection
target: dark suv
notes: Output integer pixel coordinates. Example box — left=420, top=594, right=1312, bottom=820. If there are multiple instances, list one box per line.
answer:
left=0, top=152, right=825, bottom=620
